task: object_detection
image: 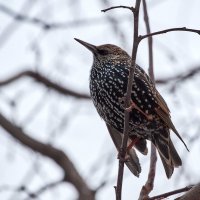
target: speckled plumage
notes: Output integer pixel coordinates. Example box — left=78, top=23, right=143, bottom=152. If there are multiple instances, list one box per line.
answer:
left=75, top=38, right=187, bottom=178
left=90, top=57, right=159, bottom=139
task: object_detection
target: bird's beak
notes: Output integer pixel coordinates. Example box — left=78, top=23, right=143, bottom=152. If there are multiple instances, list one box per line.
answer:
left=74, top=38, right=97, bottom=54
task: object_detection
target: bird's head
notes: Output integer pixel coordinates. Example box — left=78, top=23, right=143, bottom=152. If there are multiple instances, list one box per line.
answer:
left=74, top=38, right=130, bottom=67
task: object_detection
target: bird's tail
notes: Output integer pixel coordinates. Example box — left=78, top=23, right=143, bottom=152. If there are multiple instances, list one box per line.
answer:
left=106, top=123, right=141, bottom=177
left=153, top=128, right=182, bottom=178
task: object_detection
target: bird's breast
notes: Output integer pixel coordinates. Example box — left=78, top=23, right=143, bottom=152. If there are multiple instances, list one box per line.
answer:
left=90, top=66, right=126, bottom=127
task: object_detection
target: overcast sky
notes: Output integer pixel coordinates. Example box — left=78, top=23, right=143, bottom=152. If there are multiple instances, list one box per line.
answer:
left=0, top=0, right=200, bottom=199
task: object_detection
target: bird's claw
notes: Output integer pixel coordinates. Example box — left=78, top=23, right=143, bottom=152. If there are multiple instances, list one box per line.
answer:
left=117, top=152, right=130, bottom=162
left=119, top=97, right=153, bottom=121
left=126, top=100, right=153, bottom=121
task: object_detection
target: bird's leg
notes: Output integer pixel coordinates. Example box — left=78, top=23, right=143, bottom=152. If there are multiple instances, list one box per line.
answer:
left=127, top=137, right=139, bottom=152
left=117, top=153, right=129, bottom=162
left=126, top=100, right=153, bottom=121
left=117, top=137, right=139, bottom=162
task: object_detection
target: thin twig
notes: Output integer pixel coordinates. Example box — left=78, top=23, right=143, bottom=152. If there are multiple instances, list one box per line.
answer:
left=0, top=1, right=37, bottom=48
left=102, top=1, right=142, bottom=200
left=139, top=144, right=157, bottom=200
left=175, top=183, right=200, bottom=200
left=114, top=1, right=142, bottom=200
left=142, top=0, right=154, bottom=81
left=0, top=3, right=130, bottom=30
left=156, top=65, right=200, bottom=92
left=30, top=179, right=64, bottom=198
left=101, top=5, right=134, bottom=13
left=138, top=1, right=157, bottom=199
left=139, top=27, right=200, bottom=41
left=149, top=185, right=194, bottom=200
left=0, top=185, right=35, bottom=198
left=101, top=0, right=128, bottom=48
left=156, top=65, right=200, bottom=85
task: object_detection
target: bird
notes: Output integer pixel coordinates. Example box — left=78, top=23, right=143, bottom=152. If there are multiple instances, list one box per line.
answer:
left=74, top=38, right=188, bottom=178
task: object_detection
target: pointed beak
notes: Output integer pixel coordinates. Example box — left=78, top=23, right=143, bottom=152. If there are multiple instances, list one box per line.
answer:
left=74, top=38, right=97, bottom=54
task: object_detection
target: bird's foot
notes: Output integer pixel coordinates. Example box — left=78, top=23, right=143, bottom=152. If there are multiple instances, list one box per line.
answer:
left=117, top=138, right=139, bottom=162
left=117, top=152, right=130, bottom=162
left=126, top=100, right=153, bottom=121
left=127, top=137, right=139, bottom=152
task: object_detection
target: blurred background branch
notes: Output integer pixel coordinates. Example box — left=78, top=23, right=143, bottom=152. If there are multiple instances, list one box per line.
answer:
left=0, top=70, right=90, bottom=99
left=0, top=112, right=95, bottom=200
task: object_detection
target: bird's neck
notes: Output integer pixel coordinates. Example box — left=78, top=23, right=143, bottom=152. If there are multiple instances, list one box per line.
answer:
left=92, top=55, right=131, bottom=70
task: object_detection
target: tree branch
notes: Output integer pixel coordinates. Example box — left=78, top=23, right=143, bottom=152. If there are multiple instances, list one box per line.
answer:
left=116, top=0, right=142, bottom=199
left=139, top=27, right=200, bottom=41
left=0, top=1, right=37, bottom=48
left=0, top=3, right=51, bottom=30
left=156, top=65, right=200, bottom=85
left=149, top=185, right=194, bottom=200
left=101, top=5, right=134, bottom=12
left=0, top=3, right=130, bottom=31
left=0, top=184, right=33, bottom=198
left=0, top=112, right=95, bottom=200
left=0, top=70, right=90, bottom=99
left=175, top=183, right=200, bottom=200
left=138, top=144, right=157, bottom=200
left=103, top=1, right=142, bottom=200
left=102, top=1, right=142, bottom=200
left=29, top=179, right=64, bottom=199
left=142, top=0, right=154, bottom=81
left=138, top=1, right=157, bottom=199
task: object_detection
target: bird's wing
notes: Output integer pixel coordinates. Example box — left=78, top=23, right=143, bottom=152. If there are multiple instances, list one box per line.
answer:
left=135, top=66, right=170, bottom=117
left=155, top=89, right=189, bottom=150
left=136, top=66, right=188, bottom=150
left=106, top=123, right=141, bottom=177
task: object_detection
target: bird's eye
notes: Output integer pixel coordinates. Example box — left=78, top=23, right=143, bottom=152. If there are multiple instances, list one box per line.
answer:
left=97, top=49, right=109, bottom=55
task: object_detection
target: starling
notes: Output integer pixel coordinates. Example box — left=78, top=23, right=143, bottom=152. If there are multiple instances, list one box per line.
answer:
left=75, top=38, right=188, bottom=178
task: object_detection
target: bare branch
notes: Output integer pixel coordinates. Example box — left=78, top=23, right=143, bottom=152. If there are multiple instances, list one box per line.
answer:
left=102, top=1, right=142, bottom=199
left=101, top=0, right=128, bottom=48
left=149, top=185, right=194, bottom=200
left=175, top=183, right=200, bottom=200
left=156, top=65, right=200, bottom=85
left=0, top=185, right=35, bottom=198
left=0, top=3, right=51, bottom=30
left=0, top=113, right=95, bottom=200
left=0, top=3, right=130, bottom=31
left=0, top=1, right=37, bottom=48
left=109, top=1, right=142, bottom=200
left=142, top=0, right=154, bottom=81
left=30, top=179, right=64, bottom=198
left=101, top=6, right=134, bottom=13
left=139, top=27, right=200, bottom=41
left=0, top=70, right=90, bottom=99
left=139, top=144, right=157, bottom=200
left=138, top=1, right=157, bottom=199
